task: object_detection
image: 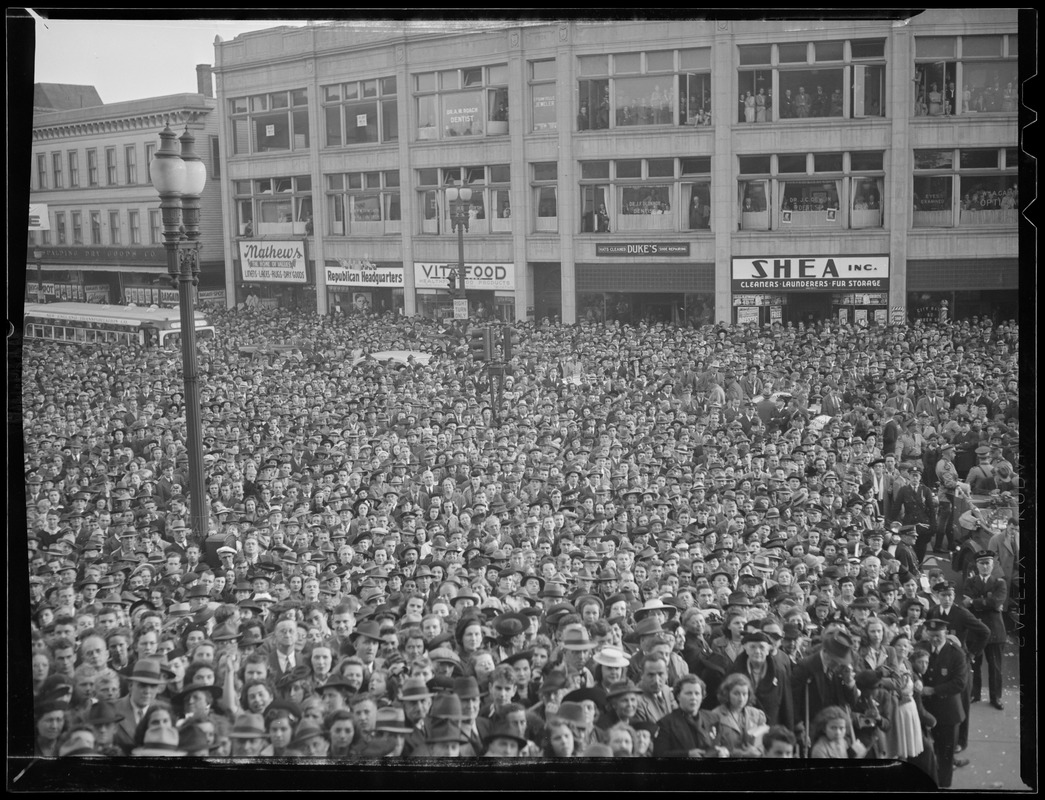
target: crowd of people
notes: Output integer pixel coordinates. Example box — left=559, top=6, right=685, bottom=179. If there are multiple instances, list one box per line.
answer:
left=19, top=303, right=1022, bottom=785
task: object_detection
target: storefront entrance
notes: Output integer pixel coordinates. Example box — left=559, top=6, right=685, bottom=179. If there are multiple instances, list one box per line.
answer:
left=785, top=292, right=834, bottom=326
left=577, top=291, right=714, bottom=327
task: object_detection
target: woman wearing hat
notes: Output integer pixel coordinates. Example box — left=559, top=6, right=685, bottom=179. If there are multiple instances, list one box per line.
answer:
left=172, top=680, right=223, bottom=727
left=34, top=695, right=70, bottom=757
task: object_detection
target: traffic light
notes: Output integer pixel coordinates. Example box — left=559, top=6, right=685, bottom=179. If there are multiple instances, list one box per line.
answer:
left=501, top=326, right=519, bottom=361
left=446, top=269, right=457, bottom=295
left=468, top=326, right=493, bottom=361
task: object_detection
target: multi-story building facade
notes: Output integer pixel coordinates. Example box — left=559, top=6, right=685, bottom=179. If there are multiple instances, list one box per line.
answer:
left=27, top=68, right=224, bottom=308
left=212, top=12, right=1020, bottom=325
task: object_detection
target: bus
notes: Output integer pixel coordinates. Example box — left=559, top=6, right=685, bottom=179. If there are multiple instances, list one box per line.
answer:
left=23, top=302, right=216, bottom=348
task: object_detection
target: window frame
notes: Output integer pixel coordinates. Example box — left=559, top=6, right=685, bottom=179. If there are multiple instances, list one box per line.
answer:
left=125, top=145, right=138, bottom=185
left=106, top=147, right=118, bottom=186
left=322, top=76, right=399, bottom=148
left=52, top=152, right=63, bottom=189
left=87, top=149, right=99, bottom=186
left=235, top=175, right=313, bottom=236
left=413, top=64, right=510, bottom=141
left=228, top=89, right=311, bottom=155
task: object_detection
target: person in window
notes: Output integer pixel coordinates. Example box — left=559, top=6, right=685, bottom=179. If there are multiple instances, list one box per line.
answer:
left=243, top=220, right=253, bottom=237
left=793, top=87, right=811, bottom=118
left=596, top=89, right=611, bottom=129
left=500, top=201, right=511, bottom=219
left=755, top=88, right=767, bottom=123
left=945, top=82, right=957, bottom=115
left=810, top=86, right=828, bottom=117
left=780, top=89, right=793, bottom=119
left=578, top=102, right=590, bottom=131
left=928, top=83, right=943, bottom=116
left=596, top=204, right=610, bottom=233
left=915, top=93, right=928, bottom=117
left=494, top=101, right=508, bottom=123
left=689, top=196, right=710, bottom=230
left=743, top=92, right=756, bottom=123
left=829, top=89, right=843, bottom=117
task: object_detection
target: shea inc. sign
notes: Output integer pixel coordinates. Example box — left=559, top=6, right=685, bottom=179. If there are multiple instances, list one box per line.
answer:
left=731, top=256, right=889, bottom=292
left=239, top=240, right=308, bottom=283
left=415, top=262, right=515, bottom=291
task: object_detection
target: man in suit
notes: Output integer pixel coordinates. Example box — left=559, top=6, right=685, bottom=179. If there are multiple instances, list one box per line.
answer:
left=961, top=550, right=1008, bottom=709
left=792, top=628, right=859, bottom=753
left=112, top=657, right=167, bottom=754
left=266, top=616, right=301, bottom=682
left=892, top=465, right=936, bottom=561
left=920, top=618, right=969, bottom=788
left=926, top=580, right=990, bottom=755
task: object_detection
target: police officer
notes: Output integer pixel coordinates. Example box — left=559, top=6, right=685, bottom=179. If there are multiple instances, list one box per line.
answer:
left=962, top=550, right=1008, bottom=710
left=920, top=617, right=969, bottom=789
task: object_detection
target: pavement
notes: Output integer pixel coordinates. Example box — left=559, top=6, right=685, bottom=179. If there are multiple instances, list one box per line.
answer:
left=925, top=553, right=1033, bottom=792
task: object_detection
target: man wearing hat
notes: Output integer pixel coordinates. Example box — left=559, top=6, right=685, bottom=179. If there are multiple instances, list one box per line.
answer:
left=726, top=630, right=794, bottom=728
left=920, top=617, right=970, bottom=788
left=791, top=628, right=858, bottom=755
left=932, top=442, right=962, bottom=554
left=112, top=657, right=167, bottom=753
left=961, top=550, right=1008, bottom=710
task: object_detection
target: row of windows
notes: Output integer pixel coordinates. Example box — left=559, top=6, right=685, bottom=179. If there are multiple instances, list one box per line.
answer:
left=217, top=33, right=1014, bottom=157
left=33, top=138, right=221, bottom=191
left=28, top=208, right=159, bottom=246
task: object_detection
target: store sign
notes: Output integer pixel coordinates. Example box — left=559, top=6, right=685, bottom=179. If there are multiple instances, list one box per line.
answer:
left=325, top=258, right=403, bottom=288
left=239, top=240, right=307, bottom=283
left=415, top=262, right=515, bottom=291
left=890, top=305, right=907, bottom=325
left=731, top=256, right=889, bottom=292
left=596, top=242, right=690, bottom=257
left=29, top=203, right=50, bottom=230
left=198, top=289, right=228, bottom=305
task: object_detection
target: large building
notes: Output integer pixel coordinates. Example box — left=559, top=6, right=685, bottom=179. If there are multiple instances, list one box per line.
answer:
left=27, top=68, right=225, bottom=308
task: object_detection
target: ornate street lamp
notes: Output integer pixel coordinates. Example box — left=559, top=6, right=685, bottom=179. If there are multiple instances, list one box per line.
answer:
left=150, top=119, right=208, bottom=540
left=446, top=184, right=472, bottom=301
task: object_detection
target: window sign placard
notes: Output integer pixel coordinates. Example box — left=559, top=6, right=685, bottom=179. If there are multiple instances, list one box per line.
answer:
left=415, top=261, right=515, bottom=291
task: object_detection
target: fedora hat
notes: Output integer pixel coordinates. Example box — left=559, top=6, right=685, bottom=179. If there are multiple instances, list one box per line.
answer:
left=288, top=720, right=326, bottom=750
left=633, top=597, right=678, bottom=621
left=227, top=713, right=269, bottom=739
left=352, top=619, right=385, bottom=642
left=452, top=676, right=483, bottom=700
left=592, top=646, right=630, bottom=669
left=399, top=676, right=435, bottom=701
left=429, top=692, right=468, bottom=721
left=131, top=725, right=186, bottom=756
left=553, top=701, right=586, bottom=727
left=483, top=719, right=529, bottom=749
left=560, top=627, right=596, bottom=651
left=605, top=680, right=643, bottom=700
left=425, top=718, right=469, bottom=745
left=128, top=658, right=167, bottom=685
left=373, top=706, right=413, bottom=734
left=820, top=629, right=854, bottom=661
left=85, top=700, right=125, bottom=726
left=624, top=616, right=665, bottom=644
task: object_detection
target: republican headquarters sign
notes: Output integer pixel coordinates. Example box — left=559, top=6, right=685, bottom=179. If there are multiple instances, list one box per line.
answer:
left=731, top=256, right=890, bottom=292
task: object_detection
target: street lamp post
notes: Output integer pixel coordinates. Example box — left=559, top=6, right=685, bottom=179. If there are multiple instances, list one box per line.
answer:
left=446, top=184, right=472, bottom=304
left=150, top=119, right=209, bottom=541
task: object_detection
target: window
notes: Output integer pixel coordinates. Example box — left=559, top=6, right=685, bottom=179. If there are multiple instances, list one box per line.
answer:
left=578, top=48, right=712, bottom=131
left=414, top=64, right=508, bottom=140
left=90, top=211, right=102, bottom=244
left=325, top=170, right=401, bottom=235
left=235, top=176, right=313, bottom=236
left=533, top=162, right=558, bottom=232
left=741, top=38, right=885, bottom=123
left=87, top=149, right=99, bottom=186
left=37, top=154, right=47, bottom=190
left=55, top=212, right=66, bottom=245
left=145, top=143, right=156, bottom=184
left=531, top=59, right=557, bottom=132
left=106, top=148, right=118, bottom=185
left=229, top=89, right=310, bottom=155
left=109, top=211, right=121, bottom=245
left=149, top=209, right=161, bottom=244
left=125, top=146, right=138, bottom=184
left=579, top=157, right=708, bottom=233
left=739, top=150, right=882, bottom=231
left=41, top=227, right=50, bottom=245
left=323, top=77, right=398, bottom=147
left=129, top=210, right=141, bottom=245
left=52, top=153, right=63, bottom=189
left=210, top=137, right=221, bottom=179
left=415, top=165, right=509, bottom=235
left=914, top=147, right=1017, bottom=228
left=68, top=151, right=79, bottom=187
left=72, top=211, right=83, bottom=244
left=914, top=35, right=1017, bottom=117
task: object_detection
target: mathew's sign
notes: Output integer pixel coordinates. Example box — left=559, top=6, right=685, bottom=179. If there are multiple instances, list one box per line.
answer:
left=731, top=256, right=889, bottom=292
left=239, top=240, right=307, bottom=283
